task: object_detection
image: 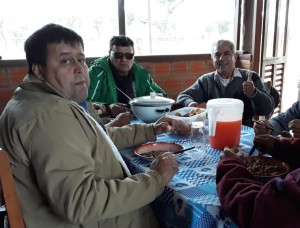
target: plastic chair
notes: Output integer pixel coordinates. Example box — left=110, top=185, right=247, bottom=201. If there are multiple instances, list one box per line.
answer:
left=0, top=150, right=25, bottom=228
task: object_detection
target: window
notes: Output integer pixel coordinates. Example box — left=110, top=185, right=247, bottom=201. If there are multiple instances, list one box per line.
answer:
left=125, top=0, right=236, bottom=55
left=0, top=0, right=236, bottom=59
left=0, top=0, right=118, bottom=59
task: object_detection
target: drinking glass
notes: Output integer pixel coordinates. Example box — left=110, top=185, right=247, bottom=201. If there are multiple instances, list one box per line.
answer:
left=190, top=121, right=206, bottom=148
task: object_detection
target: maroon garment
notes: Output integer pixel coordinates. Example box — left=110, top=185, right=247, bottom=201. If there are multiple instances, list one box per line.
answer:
left=272, top=137, right=300, bottom=169
left=216, top=157, right=300, bottom=228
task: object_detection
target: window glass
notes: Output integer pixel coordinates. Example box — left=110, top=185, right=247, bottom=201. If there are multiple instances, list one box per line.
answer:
left=277, top=0, right=287, bottom=57
left=0, top=0, right=118, bottom=59
left=0, top=0, right=236, bottom=59
left=265, top=0, right=276, bottom=57
left=125, top=0, right=236, bottom=55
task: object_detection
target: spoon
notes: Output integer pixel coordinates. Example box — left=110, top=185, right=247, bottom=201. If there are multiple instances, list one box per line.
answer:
left=174, top=146, right=195, bottom=155
left=114, top=85, right=132, bottom=101
left=147, top=80, right=156, bottom=93
left=253, top=120, right=274, bottom=132
left=248, top=144, right=257, bottom=156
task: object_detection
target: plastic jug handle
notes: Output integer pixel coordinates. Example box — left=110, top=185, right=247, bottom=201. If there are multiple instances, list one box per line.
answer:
left=208, top=107, right=219, bottom=136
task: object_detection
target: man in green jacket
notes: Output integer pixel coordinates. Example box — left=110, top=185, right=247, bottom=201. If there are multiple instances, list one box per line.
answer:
left=88, top=35, right=167, bottom=117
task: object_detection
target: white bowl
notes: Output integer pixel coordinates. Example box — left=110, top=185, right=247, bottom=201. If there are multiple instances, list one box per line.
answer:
left=166, top=107, right=207, bottom=135
left=129, top=95, right=175, bottom=123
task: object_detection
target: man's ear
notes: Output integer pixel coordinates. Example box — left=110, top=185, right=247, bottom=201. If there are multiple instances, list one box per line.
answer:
left=32, top=64, right=44, bottom=81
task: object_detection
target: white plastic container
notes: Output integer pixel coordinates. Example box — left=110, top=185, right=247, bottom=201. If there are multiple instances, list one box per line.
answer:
left=207, top=98, right=244, bottom=149
left=166, top=107, right=206, bottom=135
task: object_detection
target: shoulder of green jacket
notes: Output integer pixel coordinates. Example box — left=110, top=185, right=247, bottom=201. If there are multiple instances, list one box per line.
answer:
left=89, top=56, right=110, bottom=69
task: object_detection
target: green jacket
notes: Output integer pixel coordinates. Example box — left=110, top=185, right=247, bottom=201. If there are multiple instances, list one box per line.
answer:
left=87, top=56, right=167, bottom=104
left=0, top=74, right=163, bottom=228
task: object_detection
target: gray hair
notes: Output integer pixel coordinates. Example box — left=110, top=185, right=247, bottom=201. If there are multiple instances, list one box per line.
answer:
left=211, top=40, right=236, bottom=57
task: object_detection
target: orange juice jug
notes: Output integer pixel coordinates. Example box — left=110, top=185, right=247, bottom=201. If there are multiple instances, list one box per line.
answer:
left=207, top=98, right=244, bottom=150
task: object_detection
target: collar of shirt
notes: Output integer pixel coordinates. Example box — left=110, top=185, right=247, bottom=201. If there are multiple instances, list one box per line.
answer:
left=214, top=68, right=242, bottom=87
left=79, top=101, right=89, bottom=113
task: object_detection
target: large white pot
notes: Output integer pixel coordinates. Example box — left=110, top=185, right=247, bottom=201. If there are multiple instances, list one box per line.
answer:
left=129, top=94, right=175, bottom=123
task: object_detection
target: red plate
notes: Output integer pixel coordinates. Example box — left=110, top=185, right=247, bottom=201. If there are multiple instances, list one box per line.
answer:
left=134, top=142, right=184, bottom=160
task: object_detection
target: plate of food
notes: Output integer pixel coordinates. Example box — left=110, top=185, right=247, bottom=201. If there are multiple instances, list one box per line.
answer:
left=167, top=107, right=206, bottom=120
left=166, top=107, right=206, bottom=136
left=243, top=156, right=290, bottom=183
left=134, top=142, right=184, bottom=160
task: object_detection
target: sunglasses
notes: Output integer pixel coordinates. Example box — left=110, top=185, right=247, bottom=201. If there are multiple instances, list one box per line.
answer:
left=110, top=51, right=134, bottom=60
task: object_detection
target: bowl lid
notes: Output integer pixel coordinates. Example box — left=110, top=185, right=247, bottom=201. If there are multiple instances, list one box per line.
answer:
left=129, top=94, right=175, bottom=106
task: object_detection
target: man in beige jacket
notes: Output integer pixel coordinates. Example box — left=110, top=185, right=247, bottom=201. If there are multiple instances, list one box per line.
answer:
left=0, top=23, right=179, bottom=228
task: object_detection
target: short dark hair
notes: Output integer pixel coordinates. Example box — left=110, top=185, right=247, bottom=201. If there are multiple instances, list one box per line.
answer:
left=24, top=23, right=84, bottom=74
left=109, top=35, right=134, bottom=53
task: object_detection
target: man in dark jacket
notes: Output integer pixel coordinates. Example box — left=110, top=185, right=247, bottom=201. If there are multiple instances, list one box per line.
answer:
left=254, top=100, right=300, bottom=137
left=176, top=40, right=274, bottom=127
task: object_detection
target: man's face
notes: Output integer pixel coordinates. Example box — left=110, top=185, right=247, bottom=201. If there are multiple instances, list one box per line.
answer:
left=211, top=44, right=236, bottom=78
left=109, top=45, right=134, bottom=76
left=42, top=42, right=89, bottom=103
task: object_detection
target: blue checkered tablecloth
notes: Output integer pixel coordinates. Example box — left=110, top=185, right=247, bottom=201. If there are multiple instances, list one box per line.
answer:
left=120, top=125, right=255, bottom=228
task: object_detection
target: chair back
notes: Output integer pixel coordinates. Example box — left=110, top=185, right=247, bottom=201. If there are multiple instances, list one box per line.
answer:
left=0, top=150, right=25, bottom=228
left=235, top=50, right=252, bottom=70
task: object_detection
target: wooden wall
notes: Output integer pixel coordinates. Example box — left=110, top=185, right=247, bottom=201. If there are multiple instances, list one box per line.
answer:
left=0, top=54, right=214, bottom=113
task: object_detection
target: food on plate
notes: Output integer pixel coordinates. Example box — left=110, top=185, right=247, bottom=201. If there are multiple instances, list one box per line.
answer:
left=140, top=151, right=165, bottom=158
left=243, top=156, right=289, bottom=177
left=175, top=108, right=204, bottom=117
left=166, top=107, right=207, bottom=136
left=224, top=146, right=289, bottom=177
left=135, top=142, right=184, bottom=160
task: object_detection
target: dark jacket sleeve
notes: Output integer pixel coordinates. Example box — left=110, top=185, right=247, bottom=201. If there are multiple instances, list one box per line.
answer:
left=272, top=137, right=300, bottom=169
left=269, top=100, right=300, bottom=136
left=216, top=157, right=300, bottom=228
left=246, top=71, right=274, bottom=116
left=176, top=73, right=212, bottom=106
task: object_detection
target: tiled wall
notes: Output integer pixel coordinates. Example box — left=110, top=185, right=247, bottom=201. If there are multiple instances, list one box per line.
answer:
left=0, top=54, right=214, bottom=113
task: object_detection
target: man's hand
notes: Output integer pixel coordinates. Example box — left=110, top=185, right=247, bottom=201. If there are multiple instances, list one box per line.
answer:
left=92, top=103, right=106, bottom=115
left=188, top=102, right=198, bottom=107
left=188, top=102, right=206, bottom=108
left=243, top=71, right=256, bottom=97
left=220, top=146, right=245, bottom=160
left=253, top=134, right=276, bottom=155
left=153, top=116, right=178, bottom=135
left=109, top=103, right=130, bottom=117
left=150, top=152, right=179, bottom=185
left=254, top=119, right=273, bottom=135
left=105, top=112, right=133, bottom=127
left=288, top=119, right=300, bottom=138
left=198, top=102, right=207, bottom=108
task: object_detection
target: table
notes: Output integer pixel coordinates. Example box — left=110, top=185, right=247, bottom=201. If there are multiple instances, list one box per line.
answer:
left=120, top=125, right=256, bottom=228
